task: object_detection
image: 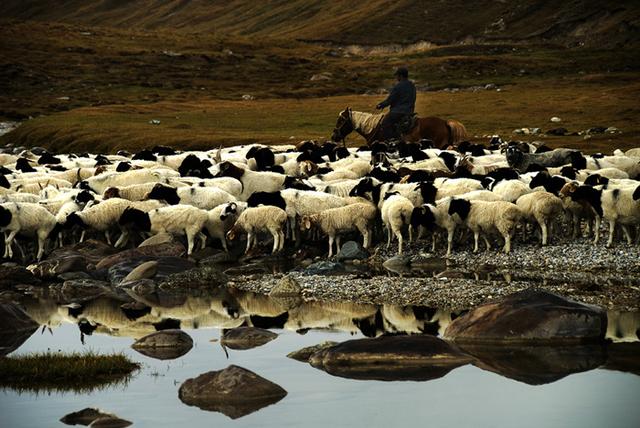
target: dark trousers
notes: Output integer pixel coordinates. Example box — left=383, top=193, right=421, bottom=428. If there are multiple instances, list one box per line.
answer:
left=381, top=112, right=406, bottom=141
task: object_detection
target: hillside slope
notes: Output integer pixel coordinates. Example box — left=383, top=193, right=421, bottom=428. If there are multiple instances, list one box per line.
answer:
left=1, top=0, right=639, bottom=46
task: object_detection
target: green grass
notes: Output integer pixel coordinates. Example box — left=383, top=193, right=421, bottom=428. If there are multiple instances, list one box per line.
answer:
left=0, top=351, right=140, bottom=393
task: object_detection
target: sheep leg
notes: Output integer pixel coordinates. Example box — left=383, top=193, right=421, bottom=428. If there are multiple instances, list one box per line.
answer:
left=79, top=230, right=86, bottom=243
left=37, top=232, right=47, bottom=261
left=271, top=230, right=279, bottom=254
left=5, top=230, right=17, bottom=259
left=328, top=235, right=335, bottom=258
left=446, top=228, right=454, bottom=256
left=221, top=236, right=228, bottom=252
left=386, top=223, right=391, bottom=248
left=104, top=230, right=112, bottom=246
left=278, top=230, right=285, bottom=251
left=540, top=220, right=548, bottom=246
left=473, top=231, right=480, bottom=253
left=593, top=217, right=601, bottom=245
left=336, top=235, right=342, bottom=252
left=362, top=229, right=369, bottom=249
left=483, top=235, right=491, bottom=251
left=114, top=231, right=128, bottom=248
left=245, top=232, right=253, bottom=254
left=197, top=232, right=207, bottom=250
left=396, top=230, right=403, bottom=255
left=621, top=225, right=633, bottom=245
left=606, top=219, right=615, bottom=247
left=2, top=232, right=8, bottom=258
left=503, top=233, right=512, bottom=254
left=186, top=232, right=195, bottom=256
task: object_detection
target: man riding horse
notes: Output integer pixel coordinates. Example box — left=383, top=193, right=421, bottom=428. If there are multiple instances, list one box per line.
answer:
left=376, top=67, right=416, bottom=141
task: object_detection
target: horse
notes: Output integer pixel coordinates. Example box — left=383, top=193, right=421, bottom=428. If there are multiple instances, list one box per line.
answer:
left=331, top=107, right=468, bottom=149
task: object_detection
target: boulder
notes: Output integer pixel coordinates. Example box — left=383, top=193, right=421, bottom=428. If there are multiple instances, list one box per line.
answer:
left=459, top=342, right=606, bottom=385
left=304, top=261, right=344, bottom=275
left=178, top=365, right=287, bottom=419
left=61, top=279, right=110, bottom=301
left=132, top=329, right=193, bottom=360
left=96, top=243, right=185, bottom=270
left=88, top=416, right=132, bottom=428
left=138, top=232, right=175, bottom=247
left=48, top=240, right=117, bottom=266
left=221, top=327, right=278, bottom=350
left=336, top=241, right=368, bottom=261
left=158, top=266, right=227, bottom=290
left=27, top=255, right=87, bottom=279
left=444, top=289, right=607, bottom=344
left=122, top=261, right=158, bottom=283
left=269, top=275, right=301, bottom=297
left=0, top=302, right=39, bottom=356
left=309, top=335, right=472, bottom=381
left=0, top=264, right=40, bottom=288
left=60, top=408, right=113, bottom=426
left=287, top=341, right=338, bottom=362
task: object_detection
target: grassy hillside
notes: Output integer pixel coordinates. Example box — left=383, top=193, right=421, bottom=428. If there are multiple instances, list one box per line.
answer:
left=1, top=0, right=639, bottom=46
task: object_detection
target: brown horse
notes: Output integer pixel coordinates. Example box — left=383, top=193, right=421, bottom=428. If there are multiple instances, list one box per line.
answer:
left=331, top=107, right=468, bottom=149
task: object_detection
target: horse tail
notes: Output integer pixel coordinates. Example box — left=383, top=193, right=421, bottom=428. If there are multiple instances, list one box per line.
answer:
left=446, top=119, right=469, bottom=145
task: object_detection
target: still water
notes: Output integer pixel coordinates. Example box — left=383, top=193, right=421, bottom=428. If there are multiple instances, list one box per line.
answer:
left=2, top=290, right=639, bottom=428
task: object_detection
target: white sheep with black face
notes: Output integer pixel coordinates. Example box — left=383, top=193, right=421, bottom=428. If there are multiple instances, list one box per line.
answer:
left=516, top=191, right=565, bottom=245
left=448, top=198, right=523, bottom=253
left=381, top=193, right=414, bottom=255
left=204, top=202, right=247, bottom=252
left=226, top=205, right=288, bottom=254
left=216, top=161, right=289, bottom=201
left=300, top=202, right=377, bottom=258
left=145, top=183, right=236, bottom=210
left=79, top=168, right=179, bottom=194
left=0, top=202, right=57, bottom=260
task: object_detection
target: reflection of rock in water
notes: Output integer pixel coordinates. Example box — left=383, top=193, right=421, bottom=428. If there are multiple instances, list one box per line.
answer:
left=603, top=342, right=640, bottom=376
left=178, top=365, right=287, bottom=419
left=0, top=303, right=39, bottom=356
left=309, top=335, right=472, bottom=382
left=459, top=342, right=607, bottom=385
left=221, top=327, right=277, bottom=350
left=131, top=329, right=194, bottom=360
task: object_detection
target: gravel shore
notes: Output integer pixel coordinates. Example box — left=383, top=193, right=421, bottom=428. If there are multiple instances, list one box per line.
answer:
left=228, top=239, right=640, bottom=311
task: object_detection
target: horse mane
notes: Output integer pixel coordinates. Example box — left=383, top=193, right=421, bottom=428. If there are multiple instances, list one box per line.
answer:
left=350, top=110, right=385, bottom=140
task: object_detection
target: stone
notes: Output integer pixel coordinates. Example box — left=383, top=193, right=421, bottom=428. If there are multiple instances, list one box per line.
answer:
left=605, top=126, right=620, bottom=133
left=221, top=327, right=278, bottom=350
left=550, top=116, right=562, bottom=123
left=61, top=279, right=110, bottom=301
left=107, top=256, right=194, bottom=285
left=60, top=408, right=113, bottom=426
left=138, top=232, right=175, bottom=247
left=309, top=335, right=472, bottom=381
left=96, top=243, right=185, bottom=270
left=48, top=240, right=117, bottom=266
left=458, top=342, right=606, bottom=385
left=132, top=329, right=193, bottom=360
left=122, top=261, right=158, bottom=283
left=304, top=261, right=344, bottom=275
left=178, top=365, right=287, bottom=419
left=287, top=341, right=338, bottom=362
left=0, top=264, right=40, bottom=288
left=269, top=275, right=301, bottom=297
left=444, top=289, right=607, bottom=343
left=547, top=127, right=568, bottom=136
left=0, top=302, right=39, bottom=356
left=88, top=416, right=132, bottom=428
left=310, top=72, right=332, bottom=81
left=158, top=266, right=227, bottom=290
left=336, top=241, right=368, bottom=261
left=27, top=255, right=86, bottom=279
left=58, top=271, right=93, bottom=281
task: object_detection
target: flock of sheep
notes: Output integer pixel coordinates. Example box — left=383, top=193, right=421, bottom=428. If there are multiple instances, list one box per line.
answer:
left=0, top=137, right=639, bottom=262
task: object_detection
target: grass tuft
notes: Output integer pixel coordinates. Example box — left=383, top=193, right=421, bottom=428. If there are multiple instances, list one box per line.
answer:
left=0, top=351, right=140, bottom=393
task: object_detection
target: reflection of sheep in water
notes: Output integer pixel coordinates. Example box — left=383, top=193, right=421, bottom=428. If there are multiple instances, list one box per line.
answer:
left=606, top=311, right=640, bottom=343
left=285, top=301, right=377, bottom=333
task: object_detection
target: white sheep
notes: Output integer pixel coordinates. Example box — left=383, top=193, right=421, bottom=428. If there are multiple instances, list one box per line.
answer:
left=226, top=205, right=287, bottom=254
left=448, top=199, right=523, bottom=253
left=516, top=191, right=565, bottom=245
left=146, top=183, right=236, bottom=210
left=381, top=193, right=414, bottom=255
left=280, top=189, right=352, bottom=239
left=217, top=162, right=287, bottom=201
left=489, top=179, right=533, bottom=202
left=81, top=168, right=179, bottom=194
left=0, top=202, right=57, bottom=260
left=300, top=202, right=377, bottom=257
left=204, top=202, right=247, bottom=252
left=103, top=182, right=161, bottom=201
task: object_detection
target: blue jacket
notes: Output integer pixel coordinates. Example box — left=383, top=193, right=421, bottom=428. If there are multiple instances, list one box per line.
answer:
left=378, top=79, right=416, bottom=114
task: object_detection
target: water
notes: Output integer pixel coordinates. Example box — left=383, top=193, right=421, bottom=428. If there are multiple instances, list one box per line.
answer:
left=2, top=290, right=639, bottom=428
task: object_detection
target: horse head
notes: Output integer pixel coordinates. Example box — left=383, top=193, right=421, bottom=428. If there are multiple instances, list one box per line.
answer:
left=331, top=107, right=354, bottom=142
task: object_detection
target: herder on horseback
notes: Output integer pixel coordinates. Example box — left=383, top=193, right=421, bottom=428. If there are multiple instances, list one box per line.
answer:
left=376, top=66, right=416, bottom=141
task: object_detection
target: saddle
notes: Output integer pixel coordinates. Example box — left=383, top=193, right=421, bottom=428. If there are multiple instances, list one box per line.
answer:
left=396, top=113, right=418, bottom=134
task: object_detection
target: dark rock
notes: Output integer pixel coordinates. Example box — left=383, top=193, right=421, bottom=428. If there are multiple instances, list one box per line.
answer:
left=287, top=341, right=338, bottom=362
left=382, top=255, right=412, bottom=275
left=178, top=365, right=287, bottom=419
left=158, top=266, right=227, bottom=290
left=107, top=256, right=194, bottom=285
left=269, top=275, right=301, bottom=297
left=88, top=416, right=132, bottom=428
left=336, top=241, right=368, bottom=261
left=444, top=289, right=607, bottom=343
left=132, top=329, right=193, bottom=360
left=96, top=243, right=185, bottom=270
left=138, top=232, right=175, bottom=247
left=61, top=279, right=110, bottom=301
left=459, top=342, right=606, bottom=385
left=309, top=335, right=472, bottom=381
left=547, top=127, right=568, bottom=136
left=60, top=408, right=113, bottom=426
left=0, top=264, right=40, bottom=288
left=58, top=271, right=93, bottom=281
left=27, top=255, right=86, bottom=279
left=304, top=261, right=344, bottom=275
left=49, top=240, right=117, bottom=266
left=0, top=302, right=39, bottom=356
left=221, top=327, right=277, bottom=350
left=122, top=261, right=158, bottom=283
